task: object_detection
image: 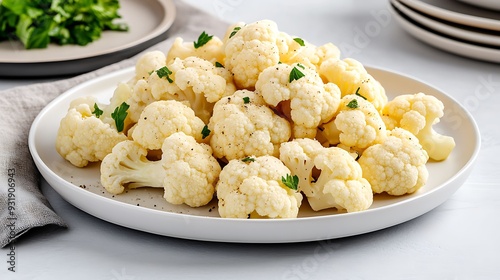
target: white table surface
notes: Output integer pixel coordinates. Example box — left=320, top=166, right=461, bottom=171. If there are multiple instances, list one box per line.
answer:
left=2, top=0, right=499, bottom=279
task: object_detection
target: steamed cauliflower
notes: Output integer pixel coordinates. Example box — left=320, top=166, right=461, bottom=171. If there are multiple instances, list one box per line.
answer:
left=56, top=100, right=128, bottom=167
left=216, top=155, right=302, bottom=218
left=320, top=58, right=387, bottom=112
left=319, top=94, right=387, bottom=153
left=131, top=100, right=207, bottom=150
left=224, top=20, right=288, bottom=89
left=55, top=84, right=133, bottom=167
left=166, top=35, right=225, bottom=64
left=255, top=62, right=341, bottom=138
left=280, top=139, right=373, bottom=212
left=358, top=128, right=429, bottom=196
left=149, top=56, right=235, bottom=123
left=101, top=132, right=220, bottom=207
left=208, top=89, right=291, bottom=161
left=382, top=92, right=455, bottom=161
left=279, top=33, right=341, bottom=69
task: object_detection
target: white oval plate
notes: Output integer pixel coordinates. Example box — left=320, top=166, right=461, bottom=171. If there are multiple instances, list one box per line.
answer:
left=397, top=0, right=500, bottom=31
left=391, top=0, right=500, bottom=47
left=391, top=3, right=500, bottom=63
left=0, top=0, right=176, bottom=77
left=28, top=67, right=480, bottom=243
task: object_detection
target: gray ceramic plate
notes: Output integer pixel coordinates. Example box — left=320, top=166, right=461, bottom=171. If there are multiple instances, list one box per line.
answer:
left=0, top=0, right=176, bottom=77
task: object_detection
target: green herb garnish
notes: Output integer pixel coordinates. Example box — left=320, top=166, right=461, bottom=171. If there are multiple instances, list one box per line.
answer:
left=293, top=37, right=305, bottom=46
left=194, top=31, right=213, bottom=49
left=111, top=102, right=129, bottom=132
left=156, top=66, right=173, bottom=83
left=354, top=87, right=366, bottom=100
left=92, top=103, right=103, bottom=118
left=289, top=65, right=305, bottom=83
left=201, top=125, right=211, bottom=139
left=281, top=174, right=299, bottom=191
left=242, top=157, right=255, bottom=162
left=347, top=99, right=359, bottom=109
left=243, top=97, right=250, bottom=104
left=0, top=0, right=128, bottom=49
left=229, top=26, right=241, bottom=39
left=215, top=62, right=224, bottom=68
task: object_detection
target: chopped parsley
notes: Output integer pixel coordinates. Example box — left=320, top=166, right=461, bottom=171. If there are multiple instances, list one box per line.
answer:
left=92, top=103, right=103, bottom=118
left=354, top=87, right=366, bottom=100
left=243, top=97, right=250, bottom=104
left=0, top=0, right=129, bottom=49
left=156, top=66, right=173, bottom=83
left=215, top=62, right=224, bottom=68
left=293, top=37, right=305, bottom=46
left=289, top=64, right=305, bottom=83
left=229, top=26, right=241, bottom=38
left=346, top=99, right=359, bottom=109
left=111, top=102, right=129, bottom=132
left=241, top=157, right=255, bottom=163
left=201, top=125, right=211, bottom=139
left=281, top=174, right=299, bottom=191
left=194, top=31, right=213, bottom=48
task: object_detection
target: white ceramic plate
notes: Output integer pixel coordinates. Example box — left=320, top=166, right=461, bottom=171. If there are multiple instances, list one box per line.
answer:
left=457, top=0, right=500, bottom=11
left=0, top=0, right=176, bottom=77
left=390, top=4, right=500, bottom=63
left=398, top=0, right=500, bottom=31
left=391, top=0, right=500, bottom=47
left=28, top=67, right=480, bottom=243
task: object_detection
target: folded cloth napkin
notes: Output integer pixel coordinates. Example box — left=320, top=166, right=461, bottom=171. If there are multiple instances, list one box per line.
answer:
left=0, top=0, right=229, bottom=248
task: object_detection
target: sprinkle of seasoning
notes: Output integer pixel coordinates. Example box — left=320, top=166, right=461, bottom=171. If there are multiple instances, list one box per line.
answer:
left=243, top=97, right=250, bottom=104
left=194, top=31, right=213, bottom=48
left=215, top=62, right=224, bottom=68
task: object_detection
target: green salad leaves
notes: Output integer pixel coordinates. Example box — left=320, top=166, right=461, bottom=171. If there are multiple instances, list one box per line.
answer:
left=0, top=0, right=128, bottom=49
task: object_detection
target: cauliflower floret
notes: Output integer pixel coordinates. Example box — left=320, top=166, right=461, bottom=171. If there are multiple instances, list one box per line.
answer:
left=166, top=35, right=225, bottom=64
left=279, top=33, right=341, bottom=69
left=134, top=51, right=167, bottom=82
left=280, top=139, right=373, bottom=212
left=319, top=94, right=387, bottom=153
left=208, top=89, right=291, bottom=161
left=224, top=19, right=288, bottom=89
left=255, top=63, right=341, bottom=138
left=149, top=56, right=235, bottom=123
left=100, top=133, right=220, bottom=207
left=161, top=132, right=221, bottom=207
left=358, top=128, right=429, bottom=196
left=382, top=92, right=455, bottom=161
left=319, top=58, right=387, bottom=112
left=216, top=155, right=302, bottom=218
left=56, top=102, right=128, bottom=167
left=131, top=100, right=207, bottom=150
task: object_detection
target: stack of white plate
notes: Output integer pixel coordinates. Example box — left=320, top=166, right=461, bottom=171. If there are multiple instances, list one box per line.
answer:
left=389, top=0, right=500, bottom=63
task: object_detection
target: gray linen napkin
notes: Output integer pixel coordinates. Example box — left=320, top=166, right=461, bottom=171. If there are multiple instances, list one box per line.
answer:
left=0, top=0, right=229, bottom=248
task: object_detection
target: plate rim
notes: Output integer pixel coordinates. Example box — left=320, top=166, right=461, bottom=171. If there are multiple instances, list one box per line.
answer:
left=397, top=0, right=500, bottom=31
left=390, top=3, right=500, bottom=63
left=28, top=66, right=481, bottom=243
left=391, top=0, right=500, bottom=47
